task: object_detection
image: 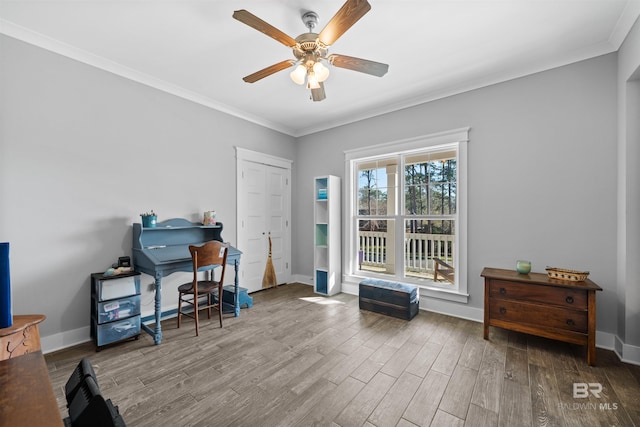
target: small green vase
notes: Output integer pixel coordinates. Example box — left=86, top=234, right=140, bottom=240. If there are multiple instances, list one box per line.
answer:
left=516, top=260, right=531, bottom=274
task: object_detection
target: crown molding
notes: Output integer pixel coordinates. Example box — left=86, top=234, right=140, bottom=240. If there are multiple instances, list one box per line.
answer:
left=609, top=0, right=640, bottom=48
left=293, top=39, right=620, bottom=137
left=3, top=5, right=638, bottom=140
left=0, top=19, right=297, bottom=137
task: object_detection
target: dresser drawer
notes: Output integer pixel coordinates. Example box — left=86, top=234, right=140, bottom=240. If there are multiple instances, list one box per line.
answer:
left=95, top=295, right=141, bottom=324
left=489, top=280, right=587, bottom=309
left=490, top=299, right=587, bottom=333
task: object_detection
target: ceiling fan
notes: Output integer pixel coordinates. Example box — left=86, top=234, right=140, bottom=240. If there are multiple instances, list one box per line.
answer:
left=232, top=0, right=389, bottom=101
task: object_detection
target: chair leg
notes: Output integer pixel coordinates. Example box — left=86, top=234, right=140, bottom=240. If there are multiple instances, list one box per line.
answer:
left=218, top=297, right=222, bottom=328
left=177, top=293, right=182, bottom=329
left=194, top=291, right=199, bottom=337
left=207, top=294, right=211, bottom=319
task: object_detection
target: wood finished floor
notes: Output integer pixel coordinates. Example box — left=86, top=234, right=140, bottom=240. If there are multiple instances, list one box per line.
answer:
left=46, top=283, right=640, bottom=427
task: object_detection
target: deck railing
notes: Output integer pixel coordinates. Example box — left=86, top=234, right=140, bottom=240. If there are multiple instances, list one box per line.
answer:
left=358, top=230, right=454, bottom=274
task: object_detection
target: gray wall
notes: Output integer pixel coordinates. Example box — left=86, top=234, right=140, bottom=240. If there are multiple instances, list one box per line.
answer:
left=617, top=15, right=640, bottom=353
left=0, top=35, right=296, bottom=349
left=2, top=14, right=639, bottom=360
left=295, top=53, right=619, bottom=334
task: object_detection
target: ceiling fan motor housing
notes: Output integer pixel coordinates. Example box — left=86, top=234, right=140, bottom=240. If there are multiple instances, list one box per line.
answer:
left=293, top=33, right=327, bottom=60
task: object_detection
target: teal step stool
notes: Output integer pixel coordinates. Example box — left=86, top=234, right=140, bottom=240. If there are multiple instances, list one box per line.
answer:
left=222, top=285, right=253, bottom=310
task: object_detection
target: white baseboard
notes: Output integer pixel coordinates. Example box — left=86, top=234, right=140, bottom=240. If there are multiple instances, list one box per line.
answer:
left=292, top=274, right=313, bottom=286
left=614, top=335, right=640, bottom=365
left=418, top=296, right=484, bottom=324
left=596, top=330, right=617, bottom=351
left=342, top=279, right=640, bottom=365
left=341, top=281, right=359, bottom=295
left=41, top=326, right=91, bottom=355
left=41, top=279, right=640, bottom=366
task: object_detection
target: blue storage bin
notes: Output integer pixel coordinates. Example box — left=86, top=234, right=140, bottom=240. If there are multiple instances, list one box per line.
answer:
left=95, top=316, right=141, bottom=346
left=96, top=295, right=141, bottom=324
left=316, top=270, right=328, bottom=294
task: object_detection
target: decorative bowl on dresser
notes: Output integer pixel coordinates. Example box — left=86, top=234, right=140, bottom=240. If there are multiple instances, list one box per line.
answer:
left=481, top=267, right=602, bottom=366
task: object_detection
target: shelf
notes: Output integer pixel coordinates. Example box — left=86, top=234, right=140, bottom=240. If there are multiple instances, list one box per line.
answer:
left=315, top=205, right=328, bottom=224
left=315, top=249, right=328, bottom=270
left=313, top=175, right=341, bottom=296
left=142, top=225, right=221, bottom=230
left=315, top=224, right=328, bottom=247
left=315, top=177, right=328, bottom=200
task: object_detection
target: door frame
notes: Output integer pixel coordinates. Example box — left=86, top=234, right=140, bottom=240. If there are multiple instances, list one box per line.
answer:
left=236, top=147, right=293, bottom=286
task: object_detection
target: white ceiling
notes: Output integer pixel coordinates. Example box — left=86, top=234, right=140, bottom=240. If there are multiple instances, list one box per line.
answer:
left=1, top=1, right=639, bottom=137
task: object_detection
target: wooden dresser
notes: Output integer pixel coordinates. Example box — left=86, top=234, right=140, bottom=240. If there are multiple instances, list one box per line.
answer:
left=0, top=350, right=64, bottom=427
left=0, top=314, right=45, bottom=360
left=0, top=314, right=64, bottom=426
left=481, top=267, right=602, bottom=366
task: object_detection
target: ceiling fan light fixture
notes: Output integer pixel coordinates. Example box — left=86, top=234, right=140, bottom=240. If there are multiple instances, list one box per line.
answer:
left=290, top=64, right=307, bottom=85
left=313, top=61, right=330, bottom=82
left=307, top=72, right=320, bottom=89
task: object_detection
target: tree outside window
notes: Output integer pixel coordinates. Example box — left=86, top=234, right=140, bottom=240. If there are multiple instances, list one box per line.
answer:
left=356, top=148, right=457, bottom=283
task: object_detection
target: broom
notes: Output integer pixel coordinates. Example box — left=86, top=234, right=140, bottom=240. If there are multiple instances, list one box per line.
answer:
left=262, top=232, right=277, bottom=289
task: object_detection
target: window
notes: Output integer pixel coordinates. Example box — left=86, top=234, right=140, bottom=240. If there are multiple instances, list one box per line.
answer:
left=345, top=128, right=469, bottom=302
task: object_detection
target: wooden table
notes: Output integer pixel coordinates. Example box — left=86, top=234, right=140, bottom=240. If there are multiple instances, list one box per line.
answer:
left=481, top=267, right=602, bottom=366
left=0, top=314, right=45, bottom=360
left=0, top=350, right=64, bottom=426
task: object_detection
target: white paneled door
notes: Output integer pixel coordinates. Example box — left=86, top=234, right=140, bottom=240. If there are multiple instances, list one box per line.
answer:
left=237, top=149, right=291, bottom=293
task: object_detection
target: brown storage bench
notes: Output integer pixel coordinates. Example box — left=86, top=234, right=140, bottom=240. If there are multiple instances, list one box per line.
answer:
left=359, top=279, right=419, bottom=320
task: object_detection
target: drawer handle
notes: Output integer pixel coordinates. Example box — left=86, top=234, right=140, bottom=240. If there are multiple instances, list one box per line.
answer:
left=566, top=296, right=574, bottom=304
left=499, top=287, right=507, bottom=295
left=566, top=319, right=575, bottom=326
left=499, top=307, right=507, bottom=315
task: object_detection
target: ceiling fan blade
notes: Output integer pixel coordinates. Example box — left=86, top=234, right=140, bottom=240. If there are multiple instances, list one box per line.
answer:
left=318, top=0, right=371, bottom=46
left=328, top=54, right=388, bottom=77
left=243, top=60, right=296, bottom=83
left=311, top=82, right=326, bottom=102
left=233, top=10, right=297, bottom=47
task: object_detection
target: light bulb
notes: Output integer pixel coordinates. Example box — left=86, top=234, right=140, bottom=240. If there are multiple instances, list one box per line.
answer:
left=290, top=65, right=306, bottom=85
left=307, top=72, right=320, bottom=89
left=313, top=61, right=330, bottom=82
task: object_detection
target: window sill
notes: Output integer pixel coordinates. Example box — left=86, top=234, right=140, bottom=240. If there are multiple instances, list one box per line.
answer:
left=417, top=285, right=469, bottom=304
left=342, top=274, right=469, bottom=304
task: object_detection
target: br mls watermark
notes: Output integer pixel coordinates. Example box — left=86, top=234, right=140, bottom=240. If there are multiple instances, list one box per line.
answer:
left=558, top=383, right=619, bottom=411
left=573, top=382, right=602, bottom=398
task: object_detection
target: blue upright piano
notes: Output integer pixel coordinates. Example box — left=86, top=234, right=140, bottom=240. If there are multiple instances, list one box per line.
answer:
left=132, top=218, right=242, bottom=344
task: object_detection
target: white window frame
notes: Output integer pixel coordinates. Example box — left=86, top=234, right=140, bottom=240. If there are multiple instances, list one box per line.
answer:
left=344, top=128, right=469, bottom=303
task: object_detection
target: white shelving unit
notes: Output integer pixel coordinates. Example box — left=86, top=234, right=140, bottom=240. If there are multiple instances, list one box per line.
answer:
left=314, top=175, right=341, bottom=296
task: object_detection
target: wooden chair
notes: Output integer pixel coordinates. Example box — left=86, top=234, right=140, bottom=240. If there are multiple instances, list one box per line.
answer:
left=433, top=257, right=455, bottom=284
left=177, top=240, right=229, bottom=336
